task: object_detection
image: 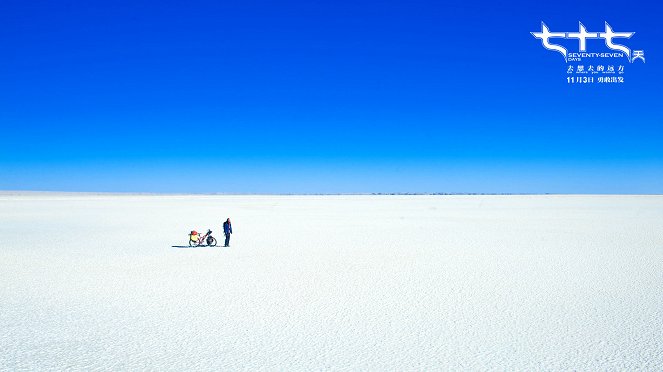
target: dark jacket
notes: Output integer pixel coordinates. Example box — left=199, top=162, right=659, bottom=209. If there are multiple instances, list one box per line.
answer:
left=223, top=221, right=232, bottom=235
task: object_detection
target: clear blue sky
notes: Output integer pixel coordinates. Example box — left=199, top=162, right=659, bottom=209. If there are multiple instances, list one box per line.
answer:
left=1, top=0, right=661, bottom=193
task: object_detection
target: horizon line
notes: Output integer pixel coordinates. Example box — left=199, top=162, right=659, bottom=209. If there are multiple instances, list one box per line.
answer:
left=1, top=190, right=662, bottom=196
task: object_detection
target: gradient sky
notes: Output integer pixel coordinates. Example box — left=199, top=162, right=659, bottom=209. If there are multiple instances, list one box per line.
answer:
left=1, top=0, right=661, bottom=193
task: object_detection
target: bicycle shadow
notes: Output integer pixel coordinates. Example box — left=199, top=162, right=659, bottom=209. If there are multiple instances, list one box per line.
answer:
left=171, top=245, right=219, bottom=249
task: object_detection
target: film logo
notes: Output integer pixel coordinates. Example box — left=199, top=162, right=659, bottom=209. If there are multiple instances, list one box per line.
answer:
left=531, top=22, right=645, bottom=84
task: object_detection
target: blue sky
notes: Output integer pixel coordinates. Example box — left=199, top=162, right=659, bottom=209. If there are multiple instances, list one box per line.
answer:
left=1, top=0, right=661, bottom=193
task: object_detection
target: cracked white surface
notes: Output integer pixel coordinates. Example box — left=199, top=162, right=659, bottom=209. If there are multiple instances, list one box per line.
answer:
left=1, top=194, right=662, bottom=370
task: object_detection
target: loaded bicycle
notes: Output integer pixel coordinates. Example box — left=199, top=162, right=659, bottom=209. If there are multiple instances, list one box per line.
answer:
left=188, top=229, right=217, bottom=247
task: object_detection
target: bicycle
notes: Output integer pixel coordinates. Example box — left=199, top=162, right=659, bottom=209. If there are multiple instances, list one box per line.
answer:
left=188, top=229, right=217, bottom=247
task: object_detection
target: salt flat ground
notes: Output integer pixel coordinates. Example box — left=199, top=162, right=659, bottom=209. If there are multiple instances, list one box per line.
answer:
left=1, top=194, right=662, bottom=371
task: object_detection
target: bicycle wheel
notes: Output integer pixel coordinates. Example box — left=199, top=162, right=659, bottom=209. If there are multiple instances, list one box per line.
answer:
left=207, top=237, right=217, bottom=247
left=189, top=238, right=200, bottom=247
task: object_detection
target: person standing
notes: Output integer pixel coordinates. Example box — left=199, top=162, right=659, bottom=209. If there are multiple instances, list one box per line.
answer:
left=223, top=218, right=232, bottom=247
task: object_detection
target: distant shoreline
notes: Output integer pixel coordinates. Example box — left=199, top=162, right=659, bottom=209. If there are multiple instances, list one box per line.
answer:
left=1, top=190, right=661, bottom=196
